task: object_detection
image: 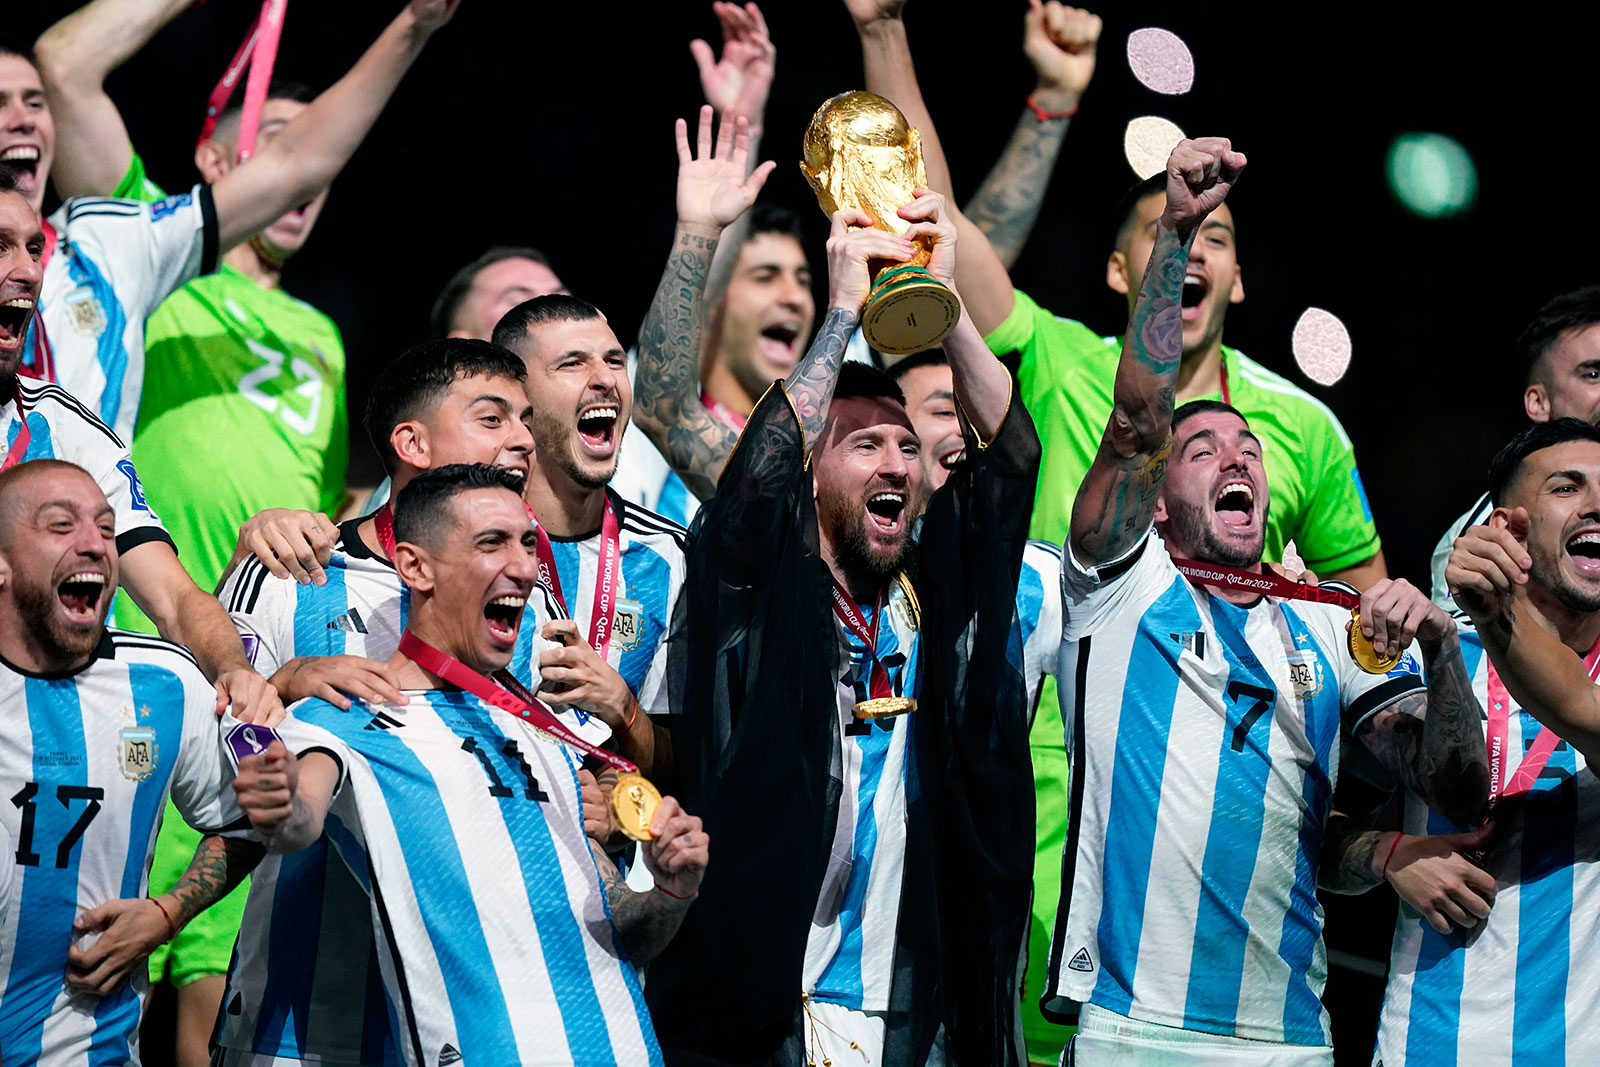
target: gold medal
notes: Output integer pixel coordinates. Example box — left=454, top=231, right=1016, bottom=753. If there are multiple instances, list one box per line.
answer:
left=610, top=772, right=663, bottom=841
left=852, top=696, right=918, bottom=719
left=1348, top=610, right=1400, bottom=674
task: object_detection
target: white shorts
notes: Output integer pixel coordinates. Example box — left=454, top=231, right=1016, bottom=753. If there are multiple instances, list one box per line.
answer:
left=1061, top=1003, right=1334, bottom=1067
left=802, top=996, right=885, bottom=1067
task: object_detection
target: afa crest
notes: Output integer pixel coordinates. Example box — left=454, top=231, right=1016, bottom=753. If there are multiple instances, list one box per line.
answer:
left=612, top=598, right=643, bottom=652
left=118, top=724, right=158, bottom=781
left=64, top=287, right=106, bottom=337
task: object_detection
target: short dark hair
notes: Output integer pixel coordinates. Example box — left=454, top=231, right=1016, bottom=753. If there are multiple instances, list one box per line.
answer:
left=210, top=79, right=316, bottom=137
left=1487, top=417, right=1600, bottom=505
left=430, top=246, right=557, bottom=339
left=0, top=163, right=23, bottom=197
left=885, top=348, right=948, bottom=383
left=491, top=293, right=605, bottom=350
left=1172, top=399, right=1247, bottom=434
left=746, top=203, right=806, bottom=248
left=393, top=463, right=525, bottom=550
left=362, top=338, right=526, bottom=475
left=833, top=360, right=906, bottom=407
left=0, top=35, right=35, bottom=65
left=1111, top=174, right=1166, bottom=250
left=1518, top=285, right=1600, bottom=385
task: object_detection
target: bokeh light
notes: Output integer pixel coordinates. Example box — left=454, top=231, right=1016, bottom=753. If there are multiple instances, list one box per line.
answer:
left=1127, top=28, right=1195, bottom=94
left=1123, top=116, right=1186, bottom=180
left=1292, top=308, right=1353, bottom=386
left=1386, top=133, right=1478, bottom=218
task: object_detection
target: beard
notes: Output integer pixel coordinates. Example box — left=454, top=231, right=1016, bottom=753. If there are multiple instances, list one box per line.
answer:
left=14, top=574, right=103, bottom=664
left=531, top=406, right=617, bottom=492
left=1531, top=542, right=1600, bottom=613
left=1162, top=494, right=1264, bottom=569
left=817, top=479, right=920, bottom=583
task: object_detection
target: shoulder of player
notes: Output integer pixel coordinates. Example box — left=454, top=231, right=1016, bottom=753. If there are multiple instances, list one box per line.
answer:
left=615, top=494, right=689, bottom=553
left=1024, top=539, right=1065, bottom=567
left=17, top=380, right=127, bottom=449
left=56, top=195, right=147, bottom=230
left=1228, top=350, right=1354, bottom=450
left=105, top=628, right=204, bottom=676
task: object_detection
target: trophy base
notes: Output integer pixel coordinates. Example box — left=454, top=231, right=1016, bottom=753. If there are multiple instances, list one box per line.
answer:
left=861, top=265, right=961, bottom=357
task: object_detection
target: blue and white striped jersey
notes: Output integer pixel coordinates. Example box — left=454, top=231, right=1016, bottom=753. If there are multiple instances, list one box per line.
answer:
left=1017, top=540, right=1064, bottom=718
left=803, top=580, right=921, bottom=1015
left=1375, top=625, right=1600, bottom=1067
left=274, top=690, right=664, bottom=1067
left=1047, top=532, right=1424, bottom=1045
left=27, top=190, right=217, bottom=441
left=0, top=630, right=246, bottom=1067
left=2, top=380, right=170, bottom=558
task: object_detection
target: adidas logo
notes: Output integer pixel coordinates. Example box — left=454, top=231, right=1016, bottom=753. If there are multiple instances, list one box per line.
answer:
left=439, top=1044, right=461, bottom=1065
left=327, top=609, right=369, bottom=634
left=1068, top=947, right=1094, bottom=973
left=364, top=710, right=404, bottom=731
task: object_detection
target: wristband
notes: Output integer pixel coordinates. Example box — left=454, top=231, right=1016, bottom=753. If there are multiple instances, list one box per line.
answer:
left=625, top=698, right=640, bottom=732
left=149, top=897, right=178, bottom=942
left=1026, top=93, right=1078, bottom=122
left=1380, top=832, right=1406, bottom=879
left=655, top=884, right=698, bottom=902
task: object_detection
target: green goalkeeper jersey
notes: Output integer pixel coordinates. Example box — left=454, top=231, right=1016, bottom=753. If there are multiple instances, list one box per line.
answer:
left=112, top=151, right=347, bottom=632
left=986, top=288, right=1380, bottom=573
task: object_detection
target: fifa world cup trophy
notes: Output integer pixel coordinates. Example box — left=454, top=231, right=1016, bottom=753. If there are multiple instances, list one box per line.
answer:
left=800, top=91, right=961, bottom=356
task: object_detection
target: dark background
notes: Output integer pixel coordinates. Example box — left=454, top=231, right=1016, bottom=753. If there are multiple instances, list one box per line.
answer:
left=17, top=1, right=1595, bottom=1061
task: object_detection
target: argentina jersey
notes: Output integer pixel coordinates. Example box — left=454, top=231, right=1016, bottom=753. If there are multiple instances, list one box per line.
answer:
left=273, top=690, right=664, bottom=1067
left=4, top=380, right=170, bottom=556
left=29, top=190, right=217, bottom=440
left=538, top=491, right=686, bottom=717
left=1049, top=531, right=1424, bottom=1045
left=1375, top=625, right=1600, bottom=1066
left=1015, top=540, right=1064, bottom=717
left=0, top=631, right=247, bottom=1067
left=215, top=516, right=606, bottom=1066
left=803, top=579, right=920, bottom=1013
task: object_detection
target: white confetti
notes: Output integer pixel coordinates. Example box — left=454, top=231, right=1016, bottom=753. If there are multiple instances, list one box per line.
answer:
left=1292, top=308, right=1353, bottom=387
left=1123, top=116, right=1186, bottom=180
left=1127, top=28, right=1195, bottom=95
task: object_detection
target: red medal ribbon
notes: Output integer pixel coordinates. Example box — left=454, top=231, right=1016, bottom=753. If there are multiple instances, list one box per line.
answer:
left=702, top=392, right=748, bottom=431
left=2, top=380, right=33, bottom=471
left=1170, top=557, right=1359, bottom=609
left=533, top=497, right=621, bottom=661
left=197, top=0, right=288, bottom=161
left=1484, top=637, right=1600, bottom=808
left=397, top=631, right=638, bottom=774
left=829, top=579, right=893, bottom=701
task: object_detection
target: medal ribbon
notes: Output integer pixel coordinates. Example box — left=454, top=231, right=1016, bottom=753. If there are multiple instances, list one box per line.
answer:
left=397, top=632, right=638, bottom=773
left=829, top=579, right=893, bottom=701
left=1483, top=637, right=1600, bottom=807
left=533, top=497, right=621, bottom=661
left=702, top=392, right=749, bottom=431
left=1170, top=557, right=1359, bottom=609
left=1, top=380, right=33, bottom=471
left=197, top=0, right=288, bottom=161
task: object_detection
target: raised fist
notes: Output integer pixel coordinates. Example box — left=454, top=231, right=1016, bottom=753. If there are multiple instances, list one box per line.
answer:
left=1160, top=137, right=1246, bottom=239
left=1025, top=2, right=1101, bottom=110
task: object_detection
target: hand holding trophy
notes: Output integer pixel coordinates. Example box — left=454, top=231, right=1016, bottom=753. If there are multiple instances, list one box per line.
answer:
left=800, top=91, right=961, bottom=355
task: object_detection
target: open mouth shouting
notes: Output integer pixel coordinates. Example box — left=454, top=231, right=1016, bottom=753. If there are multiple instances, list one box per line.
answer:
left=937, top=444, right=966, bottom=471
left=575, top=402, right=621, bottom=459
left=1565, top=527, right=1600, bottom=578
left=0, top=145, right=41, bottom=196
left=757, top=320, right=803, bottom=369
left=56, top=568, right=108, bottom=625
left=1181, top=272, right=1209, bottom=323
left=0, top=297, right=35, bottom=352
left=482, top=590, right=528, bottom=650
left=1214, top=479, right=1256, bottom=531
left=865, top=489, right=907, bottom=537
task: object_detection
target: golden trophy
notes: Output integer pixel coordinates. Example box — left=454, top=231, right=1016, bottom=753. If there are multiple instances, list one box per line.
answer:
left=800, top=91, right=961, bottom=357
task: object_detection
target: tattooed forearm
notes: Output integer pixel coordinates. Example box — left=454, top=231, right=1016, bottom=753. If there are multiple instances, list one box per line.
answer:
left=165, top=835, right=265, bottom=927
left=1317, top=812, right=1387, bottom=895
left=635, top=225, right=742, bottom=500
left=1361, top=639, right=1489, bottom=823
left=964, top=108, right=1072, bottom=269
left=785, top=306, right=858, bottom=451
left=596, top=850, right=692, bottom=964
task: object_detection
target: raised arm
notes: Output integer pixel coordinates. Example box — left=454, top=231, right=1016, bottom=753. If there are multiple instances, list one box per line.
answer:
left=209, top=0, right=459, bottom=254
left=964, top=2, right=1100, bottom=269
left=1448, top=517, right=1600, bottom=763
left=591, top=794, right=707, bottom=964
left=32, top=0, right=191, bottom=198
left=1068, top=138, right=1245, bottom=569
left=633, top=107, right=774, bottom=500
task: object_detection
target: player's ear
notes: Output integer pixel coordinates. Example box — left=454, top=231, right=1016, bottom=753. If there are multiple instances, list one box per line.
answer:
left=391, top=422, right=426, bottom=472
left=0, top=550, right=11, bottom=590
left=392, top=542, right=433, bottom=591
left=1524, top=383, right=1551, bottom=422
left=193, top=140, right=232, bottom=185
left=1106, top=250, right=1131, bottom=296
left=1229, top=263, right=1245, bottom=305
left=1152, top=494, right=1170, bottom=525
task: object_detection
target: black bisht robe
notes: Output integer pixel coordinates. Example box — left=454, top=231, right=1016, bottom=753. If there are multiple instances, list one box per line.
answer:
left=647, top=381, right=1041, bottom=1066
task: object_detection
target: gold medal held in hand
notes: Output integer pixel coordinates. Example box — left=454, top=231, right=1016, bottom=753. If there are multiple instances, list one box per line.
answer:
left=852, top=696, right=918, bottom=719
left=1348, top=610, right=1400, bottom=674
left=610, top=772, right=663, bottom=841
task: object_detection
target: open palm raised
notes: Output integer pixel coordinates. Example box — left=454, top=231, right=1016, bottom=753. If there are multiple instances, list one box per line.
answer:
left=675, top=105, right=777, bottom=231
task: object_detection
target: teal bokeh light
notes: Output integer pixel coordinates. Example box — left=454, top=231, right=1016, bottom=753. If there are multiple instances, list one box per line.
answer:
left=1386, top=133, right=1478, bottom=218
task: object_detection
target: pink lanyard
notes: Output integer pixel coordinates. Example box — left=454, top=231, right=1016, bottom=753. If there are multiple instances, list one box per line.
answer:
left=198, top=0, right=288, bottom=161
left=1, top=382, right=33, bottom=470
left=533, top=498, right=621, bottom=661
left=1170, top=557, right=1358, bottom=609
left=1483, top=638, right=1600, bottom=808
left=829, top=580, right=892, bottom=701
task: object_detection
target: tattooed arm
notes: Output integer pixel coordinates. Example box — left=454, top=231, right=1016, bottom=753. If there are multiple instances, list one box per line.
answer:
left=634, top=107, right=776, bottom=500
left=593, top=795, right=708, bottom=963
left=1068, top=138, right=1246, bottom=570
left=1320, top=813, right=1497, bottom=932
left=964, top=2, right=1102, bottom=269
left=1317, top=812, right=1388, bottom=894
